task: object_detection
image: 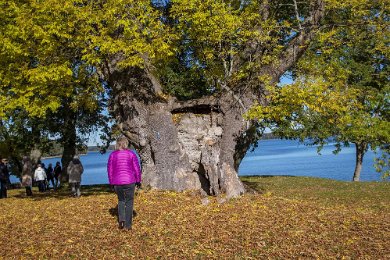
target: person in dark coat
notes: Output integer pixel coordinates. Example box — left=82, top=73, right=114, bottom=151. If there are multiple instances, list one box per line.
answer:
left=53, top=161, right=61, bottom=188
left=67, top=155, right=84, bottom=197
left=0, top=157, right=10, bottom=198
left=46, top=163, right=55, bottom=190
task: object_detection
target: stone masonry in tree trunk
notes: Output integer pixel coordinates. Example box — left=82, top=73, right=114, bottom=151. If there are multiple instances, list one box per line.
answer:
left=173, top=96, right=250, bottom=198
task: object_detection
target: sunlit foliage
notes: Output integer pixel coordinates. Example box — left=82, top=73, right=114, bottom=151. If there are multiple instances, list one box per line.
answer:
left=246, top=0, right=389, bottom=179
left=0, top=0, right=324, bottom=114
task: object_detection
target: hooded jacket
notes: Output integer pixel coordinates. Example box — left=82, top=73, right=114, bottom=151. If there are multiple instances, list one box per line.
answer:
left=107, top=149, right=141, bottom=185
left=21, top=157, right=33, bottom=187
left=34, top=167, right=47, bottom=181
left=68, top=158, right=84, bottom=183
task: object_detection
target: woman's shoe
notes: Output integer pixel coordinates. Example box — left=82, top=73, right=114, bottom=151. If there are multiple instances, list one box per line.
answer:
left=118, top=221, right=125, bottom=229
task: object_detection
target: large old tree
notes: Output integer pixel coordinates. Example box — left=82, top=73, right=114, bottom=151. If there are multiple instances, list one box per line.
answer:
left=1, top=0, right=328, bottom=197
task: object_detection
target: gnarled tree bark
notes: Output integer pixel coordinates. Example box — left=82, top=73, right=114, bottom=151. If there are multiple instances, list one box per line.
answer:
left=60, top=102, right=77, bottom=184
left=108, top=67, right=254, bottom=198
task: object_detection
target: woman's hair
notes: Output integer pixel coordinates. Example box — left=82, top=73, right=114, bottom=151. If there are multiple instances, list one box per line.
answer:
left=115, top=136, right=129, bottom=150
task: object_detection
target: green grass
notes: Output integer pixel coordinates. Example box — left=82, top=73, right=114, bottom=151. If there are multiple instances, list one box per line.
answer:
left=241, top=176, right=390, bottom=210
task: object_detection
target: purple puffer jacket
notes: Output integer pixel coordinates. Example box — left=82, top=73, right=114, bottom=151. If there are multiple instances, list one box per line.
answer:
left=107, top=149, right=141, bottom=185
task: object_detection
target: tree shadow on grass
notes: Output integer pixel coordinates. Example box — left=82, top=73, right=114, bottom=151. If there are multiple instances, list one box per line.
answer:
left=241, top=174, right=296, bottom=178
left=240, top=175, right=296, bottom=193
left=11, top=184, right=113, bottom=201
left=109, top=205, right=118, bottom=218
left=108, top=205, right=137, bottom=222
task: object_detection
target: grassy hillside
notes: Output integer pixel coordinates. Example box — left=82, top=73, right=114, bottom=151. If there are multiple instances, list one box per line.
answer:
left=0, top=177, right=389, bottom=259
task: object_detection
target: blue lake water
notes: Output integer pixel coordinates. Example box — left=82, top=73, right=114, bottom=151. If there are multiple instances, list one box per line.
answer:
left=41, top=152, right=112, bottom=185
left=238, top=139, right=383, bottom=182
left=10, top=139, right=385, bottom=185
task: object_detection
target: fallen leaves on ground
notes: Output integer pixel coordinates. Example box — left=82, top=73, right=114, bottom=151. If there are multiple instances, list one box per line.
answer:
left=0, top=178, right=389, bottom=259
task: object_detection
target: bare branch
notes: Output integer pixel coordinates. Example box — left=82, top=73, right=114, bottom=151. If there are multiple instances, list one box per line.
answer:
left=222, top=45, right=235, bottom=78
left=293, top=0, right=303, bottom=31
left=141, top=53, right=163, bottom=94
left=219, top=81, right=247, bottom=112
left=229, top=46, right=234, bottom=77
left=260, top=0, right=270, bottom=20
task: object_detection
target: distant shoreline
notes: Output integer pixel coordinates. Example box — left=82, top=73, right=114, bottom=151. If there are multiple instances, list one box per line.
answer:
left=41, top=153, right=87, bottom=160
left=41, top=150, right=115, bottom=160
left=41, top=155, right=61, bottom=160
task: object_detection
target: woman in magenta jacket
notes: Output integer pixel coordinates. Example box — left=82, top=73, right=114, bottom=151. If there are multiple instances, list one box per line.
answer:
left=107, top=136, right=141, bottom=230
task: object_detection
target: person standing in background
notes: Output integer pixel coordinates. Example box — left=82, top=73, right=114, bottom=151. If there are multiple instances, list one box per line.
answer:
left=41, top=163, right=48, bottom=192
left=53, top=161, right=61, bottom=188
left=67, top=155, right=84, bottom=197
left=22, top=156, right=33, bottom=196
left=46, top=163, right=55, bottom=190
left=34, top=163, right=47, bottom=192
left=0, top=157, right=10, bottom=198
left=107, top=136, right=141, bottom=230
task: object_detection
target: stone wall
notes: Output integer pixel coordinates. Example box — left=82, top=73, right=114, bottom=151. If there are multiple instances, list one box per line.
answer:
left=175, top=112, right=224, bottom=195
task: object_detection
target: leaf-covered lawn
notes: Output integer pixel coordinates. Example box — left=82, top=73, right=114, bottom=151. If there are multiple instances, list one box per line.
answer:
left=1, top=177, right=389, bottom=259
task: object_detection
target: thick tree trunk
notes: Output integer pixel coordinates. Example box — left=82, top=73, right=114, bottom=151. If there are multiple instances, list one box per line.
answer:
left=60, top=106, right=77, bottom=184
left=109, top=68, right=253, bottom=198
left=352, top=142, right=367, bottom=182
left=30, top=124, right=42, bottom=166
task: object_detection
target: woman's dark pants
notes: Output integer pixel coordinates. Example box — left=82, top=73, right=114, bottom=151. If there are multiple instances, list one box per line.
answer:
left=114, top=184, right=135, bottom=229
left=25, top=186, right=33, bottom=196
left=0, top=181, right=7, bottom=198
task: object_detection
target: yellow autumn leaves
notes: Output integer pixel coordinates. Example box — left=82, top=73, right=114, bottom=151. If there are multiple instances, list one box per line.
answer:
left=1, top=177, right=389, bottom=258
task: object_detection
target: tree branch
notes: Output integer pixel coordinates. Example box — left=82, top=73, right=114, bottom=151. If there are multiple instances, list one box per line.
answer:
left=260, top=0, right=270, bottom=20
left=293, top=0, right=303, bottom=31
left=141, top=53, right=163, bottom=95
left=220, top=81, right=247, bottom=112
left=266, top=0, right=325, bottom=82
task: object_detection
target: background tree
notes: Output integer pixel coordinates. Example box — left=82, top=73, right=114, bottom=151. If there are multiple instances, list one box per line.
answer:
left=246, top=0, right=389, bottom=181
left=0, top=95, right=109, bottom=181
left=43, top=63, right=109, bottom=183
left=0, top=111, right=53, bottom=177
left=0, top=1, right=109, bottom=181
